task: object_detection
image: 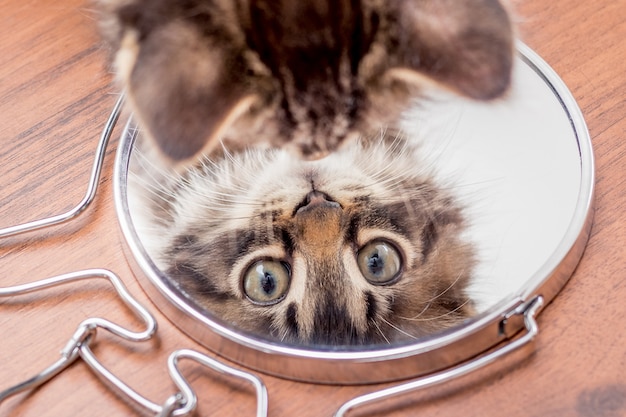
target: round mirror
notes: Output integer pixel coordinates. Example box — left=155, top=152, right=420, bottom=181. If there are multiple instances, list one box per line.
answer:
left=114, top=43, right=593, bottom=384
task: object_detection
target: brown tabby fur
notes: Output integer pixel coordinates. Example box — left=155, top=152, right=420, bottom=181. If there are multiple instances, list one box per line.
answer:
left=129, top=131, right=477, bottom=346
left=100, top=0, right=514, bottom=346
left=98, top=0, right=513, bottom=162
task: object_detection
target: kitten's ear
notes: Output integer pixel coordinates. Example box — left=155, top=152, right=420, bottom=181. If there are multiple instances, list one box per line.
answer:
left=127, top=25, right=259, bottom=161
left=98, top=2, right=261, bottom=162
left=377, top=0, right=514, bottom=100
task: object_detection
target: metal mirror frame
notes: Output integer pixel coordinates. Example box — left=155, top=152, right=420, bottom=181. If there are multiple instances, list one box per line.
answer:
left=113, top=43, right=594, bottom=384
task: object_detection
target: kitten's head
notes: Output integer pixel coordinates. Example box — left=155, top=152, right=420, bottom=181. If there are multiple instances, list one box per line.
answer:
left=99, top=0, right=514, bottom=163
left=133, top=134, right=475, bottom=346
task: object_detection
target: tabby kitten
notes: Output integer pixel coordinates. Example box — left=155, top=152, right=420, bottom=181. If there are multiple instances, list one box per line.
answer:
left=101, top=0, right=514, bottom=346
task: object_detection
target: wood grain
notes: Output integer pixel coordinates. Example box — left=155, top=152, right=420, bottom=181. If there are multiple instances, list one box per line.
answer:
left=0, top=1, right=624, bottom=416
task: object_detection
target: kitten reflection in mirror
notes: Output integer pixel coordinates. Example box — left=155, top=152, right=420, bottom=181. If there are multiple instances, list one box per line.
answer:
left=100, top=0, right=514, bottom=345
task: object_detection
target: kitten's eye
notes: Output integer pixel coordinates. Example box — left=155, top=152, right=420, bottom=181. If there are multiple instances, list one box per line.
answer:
left=357, top=241, right=403, bottom=285
left=243, top=260, right=291, bottom=305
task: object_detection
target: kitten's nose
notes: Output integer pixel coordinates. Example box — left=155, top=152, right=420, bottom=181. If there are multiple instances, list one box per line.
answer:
left=295, top=190, right=341, bottom=215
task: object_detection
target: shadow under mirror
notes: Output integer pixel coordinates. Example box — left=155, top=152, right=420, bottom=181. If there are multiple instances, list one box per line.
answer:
left=114, top=45, right=592, bottom=385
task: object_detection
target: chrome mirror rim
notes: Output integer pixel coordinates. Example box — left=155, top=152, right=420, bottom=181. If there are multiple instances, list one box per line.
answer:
left=113, top=42, right=594, bottom=384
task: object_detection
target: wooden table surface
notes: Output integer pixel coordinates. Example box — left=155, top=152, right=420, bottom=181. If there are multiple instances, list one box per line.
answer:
left=1, top=1, right=624, bottom=416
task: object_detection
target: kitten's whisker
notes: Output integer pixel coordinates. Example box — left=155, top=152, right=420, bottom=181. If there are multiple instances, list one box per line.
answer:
left=422, top=271, right=467, bottom=304
left=271, top=321, right=289, bottom=343
left=188, top=193, right=266, bottom=207
left=365, top=175, right=413, bottom=191
left=364, top=163, right=427, bottom=192
left=406, top=301, right=432, bottom=321
left=400, top=298, right=472, bottom=322
left=130, top=173, right=180, bottom=204
left=380, top=318, right=418, bottom=340
left=194, top=152, right=245, bottom=180
left=203, top=201, right=264, bottom=209
left=387, top=131, right=412, bottom=157
left=133, top=147, right=184, bottom=183
left=184, top=210, right=259, bottom=220
left=220, top=144, right=266, bottom=181
left=187, top=188, right=260, bottom=204
left=371, top=320, right=391, bottom=345
left=188, top=189, right=264, bottom=205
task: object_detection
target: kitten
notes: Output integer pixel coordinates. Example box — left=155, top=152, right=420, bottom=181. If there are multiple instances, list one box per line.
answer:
left=98, top=0, right=513, bottom=162
left=100, top=0, right=514, bottom=346
left=129, top=131, right=476, bottom=346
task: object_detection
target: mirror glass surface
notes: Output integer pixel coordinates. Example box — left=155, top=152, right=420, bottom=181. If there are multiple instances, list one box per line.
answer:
left=120, top=48, right=587, bottom=353
left=405, top=58, right=582, bottom=313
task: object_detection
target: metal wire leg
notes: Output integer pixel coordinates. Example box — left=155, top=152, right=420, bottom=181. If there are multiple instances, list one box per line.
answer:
left=334, top=296, right=544, bottom=417
left=0, top=269, right=156, bottom=404
left=0, top=94, right=124, bottom=238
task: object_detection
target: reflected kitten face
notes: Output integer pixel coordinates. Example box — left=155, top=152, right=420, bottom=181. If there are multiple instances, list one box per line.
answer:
left=131, top=133, right=475, bottom=346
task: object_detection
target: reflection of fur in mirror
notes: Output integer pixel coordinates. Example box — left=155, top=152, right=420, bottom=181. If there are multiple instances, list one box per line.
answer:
left=104, top=0, right=514, bottom=346
left=130, top=132, right=476, bottom=345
